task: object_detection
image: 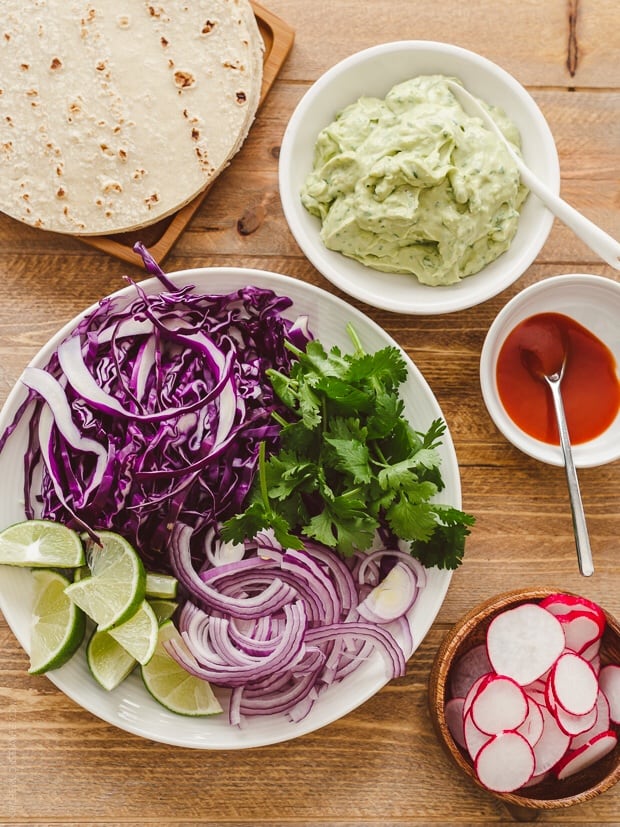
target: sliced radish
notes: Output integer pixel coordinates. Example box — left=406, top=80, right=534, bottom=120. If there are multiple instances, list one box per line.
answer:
left=581, top=638, right=604, bottom=662
left=445, top=697, right=466, bottom=749
left=599, top=664, right=620, bottom=723
left=474, top=732, right=535, bottom=793
left=470, top=675, right=528, bottom=735
left=560, top=611, right=604, bottom=654
left=581, top=654, right=601, bottom=677
left=517, top=696, right=545, bottom=747
left=463, top=709, right=492, bottom=760
left=487, top=603, right=565, bottom=686
left=551, top=652, right=598, bottom=716
left=449, top=643, right=493, bottom=699
left=532, top=705, right=571, bottom=775
left=521, top=769, right=551, bottom=788
left=570, top=690, right=611, bottom=750
left=544, top=675, right=558, bottom=715
left=554, top=730, right=618, bottom=780
left=463, top=673, right=491, bottom=718
left=555, top=697, right=598, bottom=737
left=540, top=594, right=606, bottom=629
left=524, top=678, right=547, bottom=708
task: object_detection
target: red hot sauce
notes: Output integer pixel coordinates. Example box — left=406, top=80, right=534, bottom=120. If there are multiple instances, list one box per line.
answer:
left=496, top=312, right=620, bottom=445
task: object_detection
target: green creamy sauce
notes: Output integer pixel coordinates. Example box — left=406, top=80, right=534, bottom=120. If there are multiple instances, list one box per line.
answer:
left=301, top=75, right=528, bottom=286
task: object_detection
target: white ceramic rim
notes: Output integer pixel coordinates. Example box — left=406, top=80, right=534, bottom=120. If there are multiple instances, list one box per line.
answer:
left=279, top=39, right=560, bottom=315
left=0, top=267, right=458, bottom=749
left=479, top=273, right=620, bottom=467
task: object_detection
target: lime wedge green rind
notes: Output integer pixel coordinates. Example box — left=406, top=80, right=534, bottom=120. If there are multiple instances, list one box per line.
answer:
left=141, top=621, right=222, bottom=717
left=145, top=571, right=178, bottom=599
left=65, top=531, right=146, bottom=630
left=86, top=628, right=137, bottom=691
left=148, top=598, right=178, bottom=624
left=0, top=519, right=85, bottom=568
left=107, top=599, right=158, bottom=665
left=28, top=569, right=86, bottom=674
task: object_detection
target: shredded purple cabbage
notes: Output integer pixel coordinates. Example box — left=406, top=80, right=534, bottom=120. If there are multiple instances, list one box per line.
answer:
left=1, top=261, right=311, bottom=573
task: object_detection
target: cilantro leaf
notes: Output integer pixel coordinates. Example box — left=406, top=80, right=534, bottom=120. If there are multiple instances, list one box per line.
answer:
left=346, top=345, right=408, bottom=390
left=221, top=501, right=304, bottom=551
left=386, top=490, right=441, bottom=542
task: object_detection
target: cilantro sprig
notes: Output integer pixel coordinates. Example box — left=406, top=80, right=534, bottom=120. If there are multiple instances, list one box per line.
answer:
left=222, top=324, right=475, bottom=569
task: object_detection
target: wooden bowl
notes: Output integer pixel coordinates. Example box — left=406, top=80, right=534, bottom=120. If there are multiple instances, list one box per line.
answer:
left=428, top=588, right=620, bottom=813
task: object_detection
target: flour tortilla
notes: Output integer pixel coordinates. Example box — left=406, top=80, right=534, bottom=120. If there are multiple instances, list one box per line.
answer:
left=0, top=0, right=263, bottom=235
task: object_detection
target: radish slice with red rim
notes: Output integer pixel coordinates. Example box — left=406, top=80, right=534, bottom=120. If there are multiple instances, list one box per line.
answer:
left=470, top=675, right=528, bottom=735
left=555, top=730, right=618, bottom=780
left=487, top=603, right=565, bottom=686
left=532, top=705, right=572, bottom=775
left=463, top=673, right=492, bottom=718
left=560, top=611, right=604, bottom=654
left=581, top=638, right=602, bottom=664
left=524, top=678, right=547, bottom=707
left=463, top=709, right=492, bottom=760
left=555, top=696, right=599, bottom=736
left=474, top=732, right=535, bottom=793
left=551, top=652, right=598, bottom=716
left=521, top=769, right=551, bottom=789
left=540, top=593, right=606, bottom=628
left=517, top=696, right=544, bottom=747
left=570, top=690, right=611, bottom=750
left=599, top=664, right=620, bottom=723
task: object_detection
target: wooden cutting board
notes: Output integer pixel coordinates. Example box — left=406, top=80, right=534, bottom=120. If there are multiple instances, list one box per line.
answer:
left=79, top=1, right=294, bottom=266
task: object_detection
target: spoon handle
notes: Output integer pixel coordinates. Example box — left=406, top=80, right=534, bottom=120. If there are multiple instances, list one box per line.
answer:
left=515, top=165, right=620, bottom=271
left=546, top=376, right=595, bottom=577
left=446, top=81, right=620, bottom=270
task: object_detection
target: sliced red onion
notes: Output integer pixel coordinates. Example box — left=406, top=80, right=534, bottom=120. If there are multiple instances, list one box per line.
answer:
left=356, top=547, right=428, bottom=589
left=170, top=523, right=296, bottom=619
left=169, top=533, right=421, bottom=725
left=357, top=561, right=420, bottom=624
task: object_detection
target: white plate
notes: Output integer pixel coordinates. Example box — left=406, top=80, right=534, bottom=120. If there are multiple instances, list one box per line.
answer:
left=279, top=41, right=559, bottom=315
left=0, top=268, right=458, bottom=749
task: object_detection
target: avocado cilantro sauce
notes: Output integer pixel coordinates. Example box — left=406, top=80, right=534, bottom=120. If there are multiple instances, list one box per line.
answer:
left=300, top=75, right=528, bottom=286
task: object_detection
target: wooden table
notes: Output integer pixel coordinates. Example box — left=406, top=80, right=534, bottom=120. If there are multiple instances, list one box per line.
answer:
left=0, top=1, right=618, bottom=824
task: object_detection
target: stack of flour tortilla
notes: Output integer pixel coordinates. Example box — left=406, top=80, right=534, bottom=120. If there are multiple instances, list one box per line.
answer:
left=0, top=0, right=263, bottom=235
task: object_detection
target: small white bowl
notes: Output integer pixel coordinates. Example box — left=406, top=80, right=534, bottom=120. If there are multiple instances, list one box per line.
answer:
left=480, top=274, right=620, bottom=467
left=279, top=40, right=559, bottom=315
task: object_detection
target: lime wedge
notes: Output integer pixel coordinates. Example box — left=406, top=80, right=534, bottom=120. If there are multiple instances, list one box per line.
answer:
left=65, top=531, right=146, bottom=630
left=141, top=620, right=222, bottom=716
left=29, top=569, right=86, bottom=674
left=0, top=519, right=85, bottom=568
left=73, top=564, right=90, bottom=582
left=107, top=599, right=158, bottom=665
left=148, top=598, right=178, bottom=624
left=86, top=628, right=137, bottom=691
left=145, top=571, right=178, bottom=600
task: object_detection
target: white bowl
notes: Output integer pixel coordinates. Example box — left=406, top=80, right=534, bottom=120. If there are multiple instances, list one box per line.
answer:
left=480, top=274, right=620, bottom=467
left=279, top=40, right=559, bottom=315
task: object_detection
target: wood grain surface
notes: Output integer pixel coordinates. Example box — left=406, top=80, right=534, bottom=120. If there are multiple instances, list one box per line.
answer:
left=0, top=1, right=618, bottom=825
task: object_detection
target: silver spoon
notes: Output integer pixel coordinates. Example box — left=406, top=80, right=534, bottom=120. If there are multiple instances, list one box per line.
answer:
left=520, top=346, right=595, bottom=577
left=447, top=81, right=620, bottom=271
